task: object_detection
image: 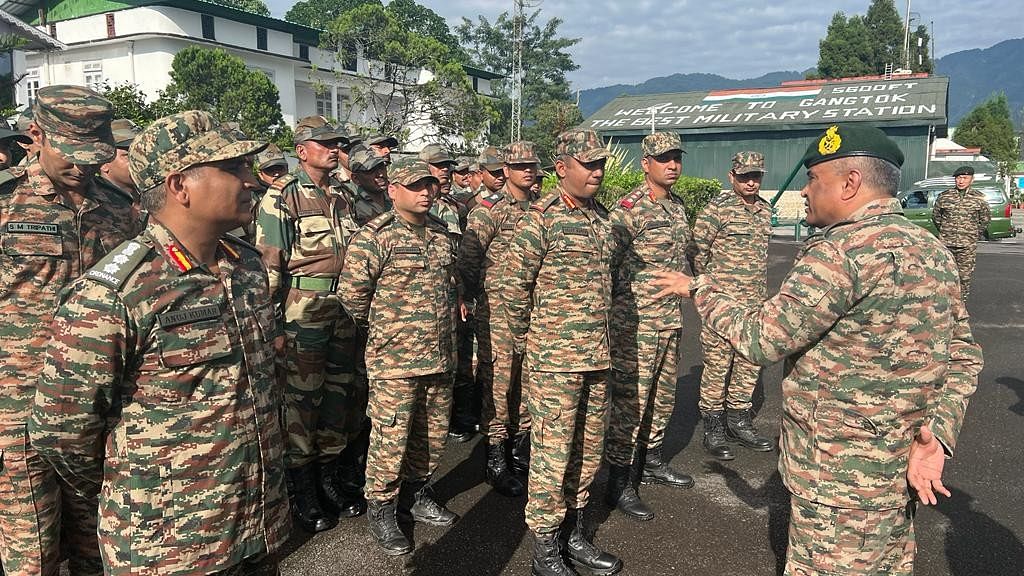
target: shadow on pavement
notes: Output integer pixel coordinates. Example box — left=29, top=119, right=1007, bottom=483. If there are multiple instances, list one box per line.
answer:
left=934, top=486, right=1024, bottom=576
left=706, top=462, right=790, bottom=575
left=995, top=376, right=1024, bottom=417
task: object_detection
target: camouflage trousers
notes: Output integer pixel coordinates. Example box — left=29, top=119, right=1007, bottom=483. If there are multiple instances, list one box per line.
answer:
left=476, top=291, right=531, bottom=443
left=0, top=425, right=102, bottom=576
left=785, top=496, right=916, bottom=576
left=281, top=289, right=367, bottom=469
left=525, top=370, right=608, bottom=533
left=606, top=329, right=679, bottom=466
left=698, top=323, right=761, bottom=412
left=209, top=555, right=280, bottom=576
left=946, top=244, right=977, bottom=303
left=364, top=373, right=454, bottom=502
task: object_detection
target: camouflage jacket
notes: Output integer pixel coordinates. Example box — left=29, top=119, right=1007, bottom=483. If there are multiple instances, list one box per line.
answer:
left=932, top=187, right=990, bottom=247
left=458, top=188, right=535, bottom=300
left=29, top=220, right=290, bottom=575
left=687, top=190, right=772, bottom=299
left=95, top=175, right=147, bottom=230
left=351, top=184, right=393, bottom=227
left=338, top=211, right=459, bottom=380
left=254, top=167, right=355, bottom=302
left=430, top=193, right=466, bottom=244
left=692, top=198, right=982, bottom=510
left=503, top=185, right=613, bottom=373
left=609, top=184, right=692, bottom=338
left=0, top=161, right=139, bottom=426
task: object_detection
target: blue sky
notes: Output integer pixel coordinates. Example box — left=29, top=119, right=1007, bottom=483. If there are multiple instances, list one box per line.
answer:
left=264, top=0, right=1021, bottom=90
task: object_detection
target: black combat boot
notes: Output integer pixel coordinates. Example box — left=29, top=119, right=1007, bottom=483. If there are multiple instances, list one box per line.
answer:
left=406, top=482, right=459, bottom=526
left=641, top=447, right=694, bottom=488
left=287, top=464, right=337, bottom=533
left=565, top=509, right=623, bottom=575
left=726, top=408, right=774, bottom=452
left=486, top=440, right=525, bottom=497
left=702, top=410, right=736, bottom=461
left=367, top=499, right=413, bottom=556
left=510, top=430, right=531, bottom=476
left=605, top=464, right=654, bottom=521
left=531, top=530, right=575, bottom=576
left=448, top=384, right=479, bottom=442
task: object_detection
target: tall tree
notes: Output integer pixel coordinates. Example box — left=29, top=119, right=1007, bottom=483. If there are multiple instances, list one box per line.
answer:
left=954, top=93, right=1020, bottom=176
left=322, top=4, right=493, bottom=151
left=815, top=0, right=931, bottom=78
left=816, top=13, right=875, bottom=78
left=909, top=24, right=933, bottom=73
left=863, top=0, right=903, bottom=70
left=156, top=47, right=289, bottom=147
left=285, top=0, right=380, bottom=31
left=385, top=0, right=465, bottom=59
left=100, top=82, right=158, bottom=127
left=208, top=0, right=270, bottom=16
left=523, top=100, right=583, bottom=167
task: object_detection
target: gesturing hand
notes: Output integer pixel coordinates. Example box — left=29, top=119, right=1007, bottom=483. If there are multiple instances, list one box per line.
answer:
left=651, top=270, right=694, bottom=300
left=907, top=425, right=952, bottom=506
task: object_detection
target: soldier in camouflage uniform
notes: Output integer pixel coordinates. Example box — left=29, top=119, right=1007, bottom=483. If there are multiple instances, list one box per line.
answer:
left=932, top=165, right=990, bottom=304
left=655, top=123, right=982, bottom=576
left=686, top=151, right=774, bottom=461
left=96, top=119, right=145, bottom=231
left=0, top=127, right=30, bottom=170
left=338, top=158, right=460, bottom=556
left=505, top=129, right=622, bottom=576
left=255, top=143, right=289, bottom=188
left=14, top=109, right=39, bottom=166
left=605, top=132, right=694, bottom=522
left=30, top=110, right=291, bottom=576
left=458, top=140, right=543, bottom=498
left=450, top=156, right=473, bottom=201
left=0, top=85, right=139, bottom=576
left=349, top=145, right=393, bottom=226
left=254, top=116, right=364, bottom=533
left=366, top=134, right=399, bottom=164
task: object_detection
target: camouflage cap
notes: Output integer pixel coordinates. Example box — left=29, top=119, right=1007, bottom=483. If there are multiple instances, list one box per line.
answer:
left=294, top=115, right=346, bottom=143
left=255, top=142, right=287, bottom=171
left=504, top=140, right=540, bottom=164
left=111, top=118, right=141, bottom=149
left=389, top=157, right=437, bottom=186
left=349, top=144, right=386, bottom=172
left=477, top=146, right=504, bottom=170
left=129, top=110, right=268, bottom=192
left=453, top=156, right=472, bottom=172
left=801, top=124, right=904, bottom=169
left=642, top=131, right=685, bottom=157
left=732, top=151, right=766, bottom=174
left=15, top=107, right=33, bottom=132
left=32, top=85, right=115, bottom=165
left=554, top=128, right=609, bottom=163
left=367, top=134, right=399, bottom=148
left=418, top=143, right=455, bottom=165
left=343, top=123, right=363, bottom=147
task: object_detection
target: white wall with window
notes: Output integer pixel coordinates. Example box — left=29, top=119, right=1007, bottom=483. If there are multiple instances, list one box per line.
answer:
left=82, top=61, right=103, bottom=90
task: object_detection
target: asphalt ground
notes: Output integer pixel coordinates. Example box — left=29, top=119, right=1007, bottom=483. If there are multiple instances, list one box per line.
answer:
left=278, top=224, right=1024, bottom=576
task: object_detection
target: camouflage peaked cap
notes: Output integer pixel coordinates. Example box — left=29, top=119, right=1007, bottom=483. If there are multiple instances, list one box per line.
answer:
left=732, top=151, right=766, bottom=174
left=419, top=143, right=455, bottom=165
left=15, top=107, right=33, bottom=132
left=111, top=119, right=142, bottom=149
left=350, top=145, right=385, bottom=172
left=452, top=156, right=472, bottom=172
left=256, top=143, right=287, bottom=171
left=367, top=134, right=399, bottom=148
left=801, top=124, right=903, bottom=169
left=477, top=146, right=504, bottom=170
left=129, top=110, right=268, bottom=192
left=554, top=129, right=609, bottom=163
left=642, top=132, right=685, bottom=157
left=33, top=85, right=115, bottom=165
left=389, top=157, right=437, bottom=186
left=504, top=141, right=540, bottom=164
left=294, top=115, right=346, bottom=143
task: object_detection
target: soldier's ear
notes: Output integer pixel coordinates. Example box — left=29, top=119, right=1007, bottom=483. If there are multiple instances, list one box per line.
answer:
left=164, top=171, right=191, bottom=207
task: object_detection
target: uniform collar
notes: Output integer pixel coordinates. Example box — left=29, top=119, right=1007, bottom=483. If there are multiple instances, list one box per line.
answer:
left=145, top=218, right=240, bottom=276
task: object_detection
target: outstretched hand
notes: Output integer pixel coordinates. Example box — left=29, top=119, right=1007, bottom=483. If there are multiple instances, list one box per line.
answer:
left=907, top=425, right=951, bottom=506
left=651, top=270, right=694, bottom=300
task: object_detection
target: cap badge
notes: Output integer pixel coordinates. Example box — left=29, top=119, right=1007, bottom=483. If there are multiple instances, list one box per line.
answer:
left=818, top=125, right=842, bottom=155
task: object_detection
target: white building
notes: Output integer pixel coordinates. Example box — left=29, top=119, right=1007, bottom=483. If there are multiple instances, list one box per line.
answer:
left=5, top=0, right=499, bottom=150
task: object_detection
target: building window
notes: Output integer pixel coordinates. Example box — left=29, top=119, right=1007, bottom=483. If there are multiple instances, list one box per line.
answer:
left=298, top=44, right=309, bottom=61
left=106, top=13, right=116, bottom=38
left=201, top=14, right=215, bottom=40
left=83, top=62, right=104, bottom=91
left=256, top=27, right=267, bottom=50
left=315, top=89, right=333, bottom=119
left=25, top=68, right=41, bottom=103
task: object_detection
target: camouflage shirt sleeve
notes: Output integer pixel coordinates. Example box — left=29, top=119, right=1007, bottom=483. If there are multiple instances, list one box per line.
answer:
left=692, top=237, right=853, bottom=365
left=29, top=279, right=131, bottom=496
left=930, top=285, right=984, bottom=456
left=458, top=205, right=499, bottom=300
left=977, top=194, right=991, bottom=229
left=503, top=210, right=546, bottom=346
left=687, top=201, right=719, bottom=275
left=254, top=185, right=296, bottom=302
left=608, top=208, right=636, bottom=296
left=338, top=229, right=383, bottom=329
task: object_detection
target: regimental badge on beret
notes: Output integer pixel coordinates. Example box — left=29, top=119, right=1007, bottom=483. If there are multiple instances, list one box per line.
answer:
left=818, top=125, right=842, bottom=155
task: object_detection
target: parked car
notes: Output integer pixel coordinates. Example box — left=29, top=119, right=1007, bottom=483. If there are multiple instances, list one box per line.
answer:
left=898, top=176, right=1018, bottom=240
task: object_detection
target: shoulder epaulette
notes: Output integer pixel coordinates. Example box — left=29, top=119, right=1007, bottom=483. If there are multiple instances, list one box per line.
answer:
left=479, top=193, right=504, bottom=209
left=618, top=188, right=646, bottom=209
left=269, top=173, right=298, bottom=193
left=0, top=166, right=27, bottom=194
left=530, top=192, right=562, bottom=213
left=83, top=239, right=153, bottom=290
left=365, top=211, right=396, bottom=232
left=221, top=233, right=259, bottom=256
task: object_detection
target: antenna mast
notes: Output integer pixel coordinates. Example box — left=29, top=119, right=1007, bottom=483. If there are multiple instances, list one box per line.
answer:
left=511, top=0, right=539, bottom=143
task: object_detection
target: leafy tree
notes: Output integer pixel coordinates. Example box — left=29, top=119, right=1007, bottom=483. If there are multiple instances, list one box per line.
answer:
left=208, top=0, right=270, bottom=16
left=322, top=4, right=494, bottom=151
left=864, top=0, right=903, bottom=70
left=156, top=47, right=289, bottom=146
left=0, top=34, right=28, bottom=117
left=385, top=0, right=465, bottom=59
left=909, top=24, right=933, bottom=74
left=815, top=0, right=931, bottom=78
left=523, top=100, right=583, bottom=166
left=816, top=13, right=875, bottom=78
left=100, top=82, right=158, bottom=126
left=285, top=0, right=379, bottom=31
left=953, top=93, right=1020, bottom=176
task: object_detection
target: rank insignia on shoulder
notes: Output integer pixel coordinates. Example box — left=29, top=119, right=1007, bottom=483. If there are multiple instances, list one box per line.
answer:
left=85, top=240, right=150, bottom=289
left=619, top=189, right=645, bottom=209
left=480, top=193, right=503, bottom=209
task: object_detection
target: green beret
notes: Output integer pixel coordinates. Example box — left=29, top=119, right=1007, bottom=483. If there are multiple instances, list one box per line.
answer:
left=801, top=124, right=904, bottom=169
left=953, top=165, right=974, bottom=177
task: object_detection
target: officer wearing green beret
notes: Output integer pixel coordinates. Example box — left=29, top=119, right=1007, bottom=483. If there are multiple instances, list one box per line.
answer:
left=653, top=123, right=982, bottom=575
left=932, top=164, right=989, bottom=305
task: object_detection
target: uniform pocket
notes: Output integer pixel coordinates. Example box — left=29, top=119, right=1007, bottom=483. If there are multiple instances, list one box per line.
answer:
left=3, top=232, right=64, bottom=256
left=296, top=215, right=335, bottom=258
left=153, top=320, right=233, bottom=402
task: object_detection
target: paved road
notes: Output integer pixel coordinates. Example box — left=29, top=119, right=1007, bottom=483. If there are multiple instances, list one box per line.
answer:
left=279, top=240, right=1024, bottom=576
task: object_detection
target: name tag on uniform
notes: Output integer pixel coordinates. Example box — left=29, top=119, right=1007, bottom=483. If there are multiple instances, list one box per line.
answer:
left=158, top=304, right=221, bottom=329
left=6, top=222, right=60, bottom=235
left=500, top=222, right=517, bottom=231
left=563, top=226, right=589, bottom=236
left=297, top=208, right=325, bottom=218
left=394, top=246, right=422, bottom=255
left=646, top=220, right=671, bottom=230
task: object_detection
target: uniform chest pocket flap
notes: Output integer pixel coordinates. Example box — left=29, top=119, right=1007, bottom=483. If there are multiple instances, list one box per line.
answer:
left=2, top=228, right=65, bottom=257
left=156, top=308, right=234, bottom=368
left=393, top=246, right=426, bottom=269
left=555, top=226, right=596, bottom=254
left=296, top=214, right=334, bottom=254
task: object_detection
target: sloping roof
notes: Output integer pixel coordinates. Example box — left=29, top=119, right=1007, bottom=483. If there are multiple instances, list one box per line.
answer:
left=0, top=7, right=65, bottom=50
left=584, top=76, right=949, bottom=135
